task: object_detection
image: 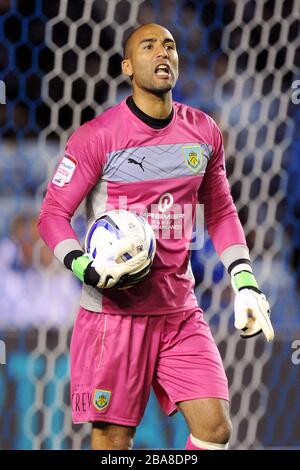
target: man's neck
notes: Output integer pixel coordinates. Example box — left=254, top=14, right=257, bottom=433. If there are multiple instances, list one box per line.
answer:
left=126, top=96, right=173, bottom=129
left=132, top=89, right=173, bottom=119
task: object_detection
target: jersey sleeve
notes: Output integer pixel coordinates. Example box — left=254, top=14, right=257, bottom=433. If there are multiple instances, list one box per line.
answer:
left=198, top=119, right=247, bottom=257
left=38, top=122, right=104, bottom=261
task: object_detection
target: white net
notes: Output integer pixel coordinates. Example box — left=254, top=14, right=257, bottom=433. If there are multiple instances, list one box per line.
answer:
left=0, top=0, right=299, bottom=449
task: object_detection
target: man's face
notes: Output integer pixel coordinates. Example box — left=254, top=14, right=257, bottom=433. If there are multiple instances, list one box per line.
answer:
left=122, top=24, right=179, bottom=95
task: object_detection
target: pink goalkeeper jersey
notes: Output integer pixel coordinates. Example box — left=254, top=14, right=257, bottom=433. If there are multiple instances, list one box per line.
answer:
left=38, top=99, right=246, bottom=315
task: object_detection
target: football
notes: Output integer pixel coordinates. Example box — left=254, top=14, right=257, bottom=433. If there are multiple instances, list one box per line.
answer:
left=84, top=209, right=156, bottom=275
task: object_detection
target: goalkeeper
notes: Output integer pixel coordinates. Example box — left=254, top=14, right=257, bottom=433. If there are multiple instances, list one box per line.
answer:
left=38, top=23, right=274, bottom=451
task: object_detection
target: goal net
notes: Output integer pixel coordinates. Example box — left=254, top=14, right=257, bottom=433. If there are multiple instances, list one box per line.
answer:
left=0, top=0, right=299, bottom=449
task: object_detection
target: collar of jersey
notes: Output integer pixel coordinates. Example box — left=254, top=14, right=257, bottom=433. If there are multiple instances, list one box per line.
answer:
left=121, top=98, right=177, bottom=135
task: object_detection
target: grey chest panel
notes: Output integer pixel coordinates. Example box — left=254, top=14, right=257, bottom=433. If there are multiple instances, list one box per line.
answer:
left=103, top=142, right=213, bottom=182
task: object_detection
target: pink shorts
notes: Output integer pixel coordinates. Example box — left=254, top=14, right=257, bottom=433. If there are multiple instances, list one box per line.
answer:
left=70, top=307, right=229, bottom=426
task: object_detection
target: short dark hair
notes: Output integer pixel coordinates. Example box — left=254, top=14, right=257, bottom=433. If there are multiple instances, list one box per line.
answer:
left=122, top=27, right=136, bottom=59
left=122, top=24, right=171, bottom=59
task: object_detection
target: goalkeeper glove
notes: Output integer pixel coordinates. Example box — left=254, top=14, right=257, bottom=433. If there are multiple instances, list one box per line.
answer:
left=64, top=239, right=151, bottom=289
left=229, top=261, right=274, bottom=342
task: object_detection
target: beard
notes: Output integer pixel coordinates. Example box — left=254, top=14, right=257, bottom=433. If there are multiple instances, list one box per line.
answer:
left=148, top=83, right=173, bottom=96
left=133, top=72, right=177, bottom=96
left=138, top=81, right=174, bottom=97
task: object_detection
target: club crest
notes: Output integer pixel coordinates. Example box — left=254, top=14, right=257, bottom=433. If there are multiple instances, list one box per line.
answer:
left=93, top=389, right=111, bottom=411
left=182, top=145, right=211, bottom=173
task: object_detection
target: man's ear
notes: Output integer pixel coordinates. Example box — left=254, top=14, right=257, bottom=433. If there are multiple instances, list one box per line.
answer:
left=121, top=59, right=133, bottom=78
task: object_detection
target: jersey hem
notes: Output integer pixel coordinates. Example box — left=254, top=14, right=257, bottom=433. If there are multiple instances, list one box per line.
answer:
left=79, top=299, right=199, bottom=315
left=73, top=415, right=139, bottom=426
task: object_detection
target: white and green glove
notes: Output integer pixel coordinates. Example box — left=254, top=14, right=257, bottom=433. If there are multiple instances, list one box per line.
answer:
left=65, top=239, right=151, bottom=289
left=229, top=261, right=274, bottom=342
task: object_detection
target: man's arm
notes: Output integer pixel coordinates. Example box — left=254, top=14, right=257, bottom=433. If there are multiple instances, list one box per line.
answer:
left=38, top=123, right=149, bottom=289
left=198, top=120, right=274, bottom=341
left=38, top=122, right=105, bottom=285
left=39, top=122, right=102, bottom=252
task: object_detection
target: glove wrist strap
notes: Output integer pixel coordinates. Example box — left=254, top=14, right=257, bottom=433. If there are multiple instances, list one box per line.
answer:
left=228, top=258, right=251, bottom=274
left=230, top=262, right=253, bottom=277
left=84, top=263, right=100, bottom=287
left=233, top=270, right=258, bottom=291
left=71, top=255, right=91, bottom=282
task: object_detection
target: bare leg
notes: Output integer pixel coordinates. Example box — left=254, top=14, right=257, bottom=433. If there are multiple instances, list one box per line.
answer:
left=91, top=422, right=136, bottom=450
left=178, top=398, right=232, bottom=446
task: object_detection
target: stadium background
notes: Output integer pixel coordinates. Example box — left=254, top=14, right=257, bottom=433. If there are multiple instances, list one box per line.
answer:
left=0, top=0, right=299, bottom=449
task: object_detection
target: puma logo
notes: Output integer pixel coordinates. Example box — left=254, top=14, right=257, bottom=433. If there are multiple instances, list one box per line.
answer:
left=127, top=156, right=145, bottom=172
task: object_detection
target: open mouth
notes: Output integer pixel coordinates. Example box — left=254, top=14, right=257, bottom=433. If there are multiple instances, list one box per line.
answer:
left=154, top=64, right=171, bottom=78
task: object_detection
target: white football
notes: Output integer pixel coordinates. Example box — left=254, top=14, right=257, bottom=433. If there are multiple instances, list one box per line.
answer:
left=84, top=209, right=156, bottom=271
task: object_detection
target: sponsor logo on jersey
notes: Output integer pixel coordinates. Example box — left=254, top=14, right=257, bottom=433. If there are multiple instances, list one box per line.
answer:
left=158, top=192, right=174, bottom=212
left=182, top=145, right=210, bottom=173
left=93, top=389, right=111, bottom=411
left=71, top=391, right=92, bottom=413
left=52, top=153, right=78, bottom=187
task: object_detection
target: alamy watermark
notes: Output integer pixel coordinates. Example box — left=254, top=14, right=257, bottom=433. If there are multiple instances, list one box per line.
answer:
left=0, top=340, right=6, bottom=365
left=291, top=80, right=300, bottom=104
left=99, top=194, right=205, bottom=250
left=291, top=339, right=300, bottom=365
left=0, top=80, right=5, bottom=104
